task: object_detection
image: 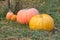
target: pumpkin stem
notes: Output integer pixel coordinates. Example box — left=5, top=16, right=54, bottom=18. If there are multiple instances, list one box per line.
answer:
left=7, top=0, right=11, bottom=10
left=7, top=0, right=13, bottom=13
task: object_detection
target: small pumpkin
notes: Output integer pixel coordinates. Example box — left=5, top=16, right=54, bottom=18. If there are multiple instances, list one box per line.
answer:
left=11, top=15, right=16, bottom=21
left=29, top=14, right=54, bottom=31
left=6, top=11, right=14, bottom=20
left=17, top=8, right=39, bottom=24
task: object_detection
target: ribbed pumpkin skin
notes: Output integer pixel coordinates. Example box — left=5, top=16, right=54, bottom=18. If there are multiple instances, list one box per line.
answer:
left=11, top=15, right=16, bottom=21
left=6, top=11, right=14, bottom=20
left=17, top=8, right=39, bottom=24
left=29, top=14, right=54, bottom=31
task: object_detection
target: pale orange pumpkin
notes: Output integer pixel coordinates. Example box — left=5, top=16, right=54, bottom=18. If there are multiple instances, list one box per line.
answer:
left=11, top=15, right=16, bottom=21
left=6, top=11, right=14, bottom=20
left=17, top=8, right=39, bottom=24
left=29, top=14, right=54, bottom=31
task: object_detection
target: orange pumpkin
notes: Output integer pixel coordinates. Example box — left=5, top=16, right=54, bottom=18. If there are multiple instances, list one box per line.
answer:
left=17, top=8, right=39, bottom=24
left=29, top=14, right=54, bottom=31
left=6, top=11, right=14, bottom=20
left=11, top=15, right=16, bottom=21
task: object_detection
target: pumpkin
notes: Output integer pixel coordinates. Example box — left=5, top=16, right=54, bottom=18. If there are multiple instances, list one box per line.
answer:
left=29, top=14, right=54, bottom=31
left=17, top=8, right=39, bottom=24
left=11, top=15, right=16, bottom=21
left=6, top=11, right=14, bottom=20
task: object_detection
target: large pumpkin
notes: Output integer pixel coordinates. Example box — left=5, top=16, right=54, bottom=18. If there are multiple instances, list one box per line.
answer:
left=6, top=11, right=14, bottom=20
left=17, top=8, right=39, bottom=24
left=11, top=15, right=16, bottom=21
left=29, top=14, right=54, bottom=31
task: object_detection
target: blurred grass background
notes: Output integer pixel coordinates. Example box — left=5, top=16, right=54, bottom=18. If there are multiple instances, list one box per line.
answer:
left=0, top=0, right=60, bottom=40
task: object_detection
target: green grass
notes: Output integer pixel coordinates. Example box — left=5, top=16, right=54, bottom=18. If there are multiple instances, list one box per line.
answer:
left=0, top=19, right=60, bottom=40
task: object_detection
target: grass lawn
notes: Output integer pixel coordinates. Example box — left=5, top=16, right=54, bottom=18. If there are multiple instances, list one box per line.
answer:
left=0, top=19, right=60, bottom=40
